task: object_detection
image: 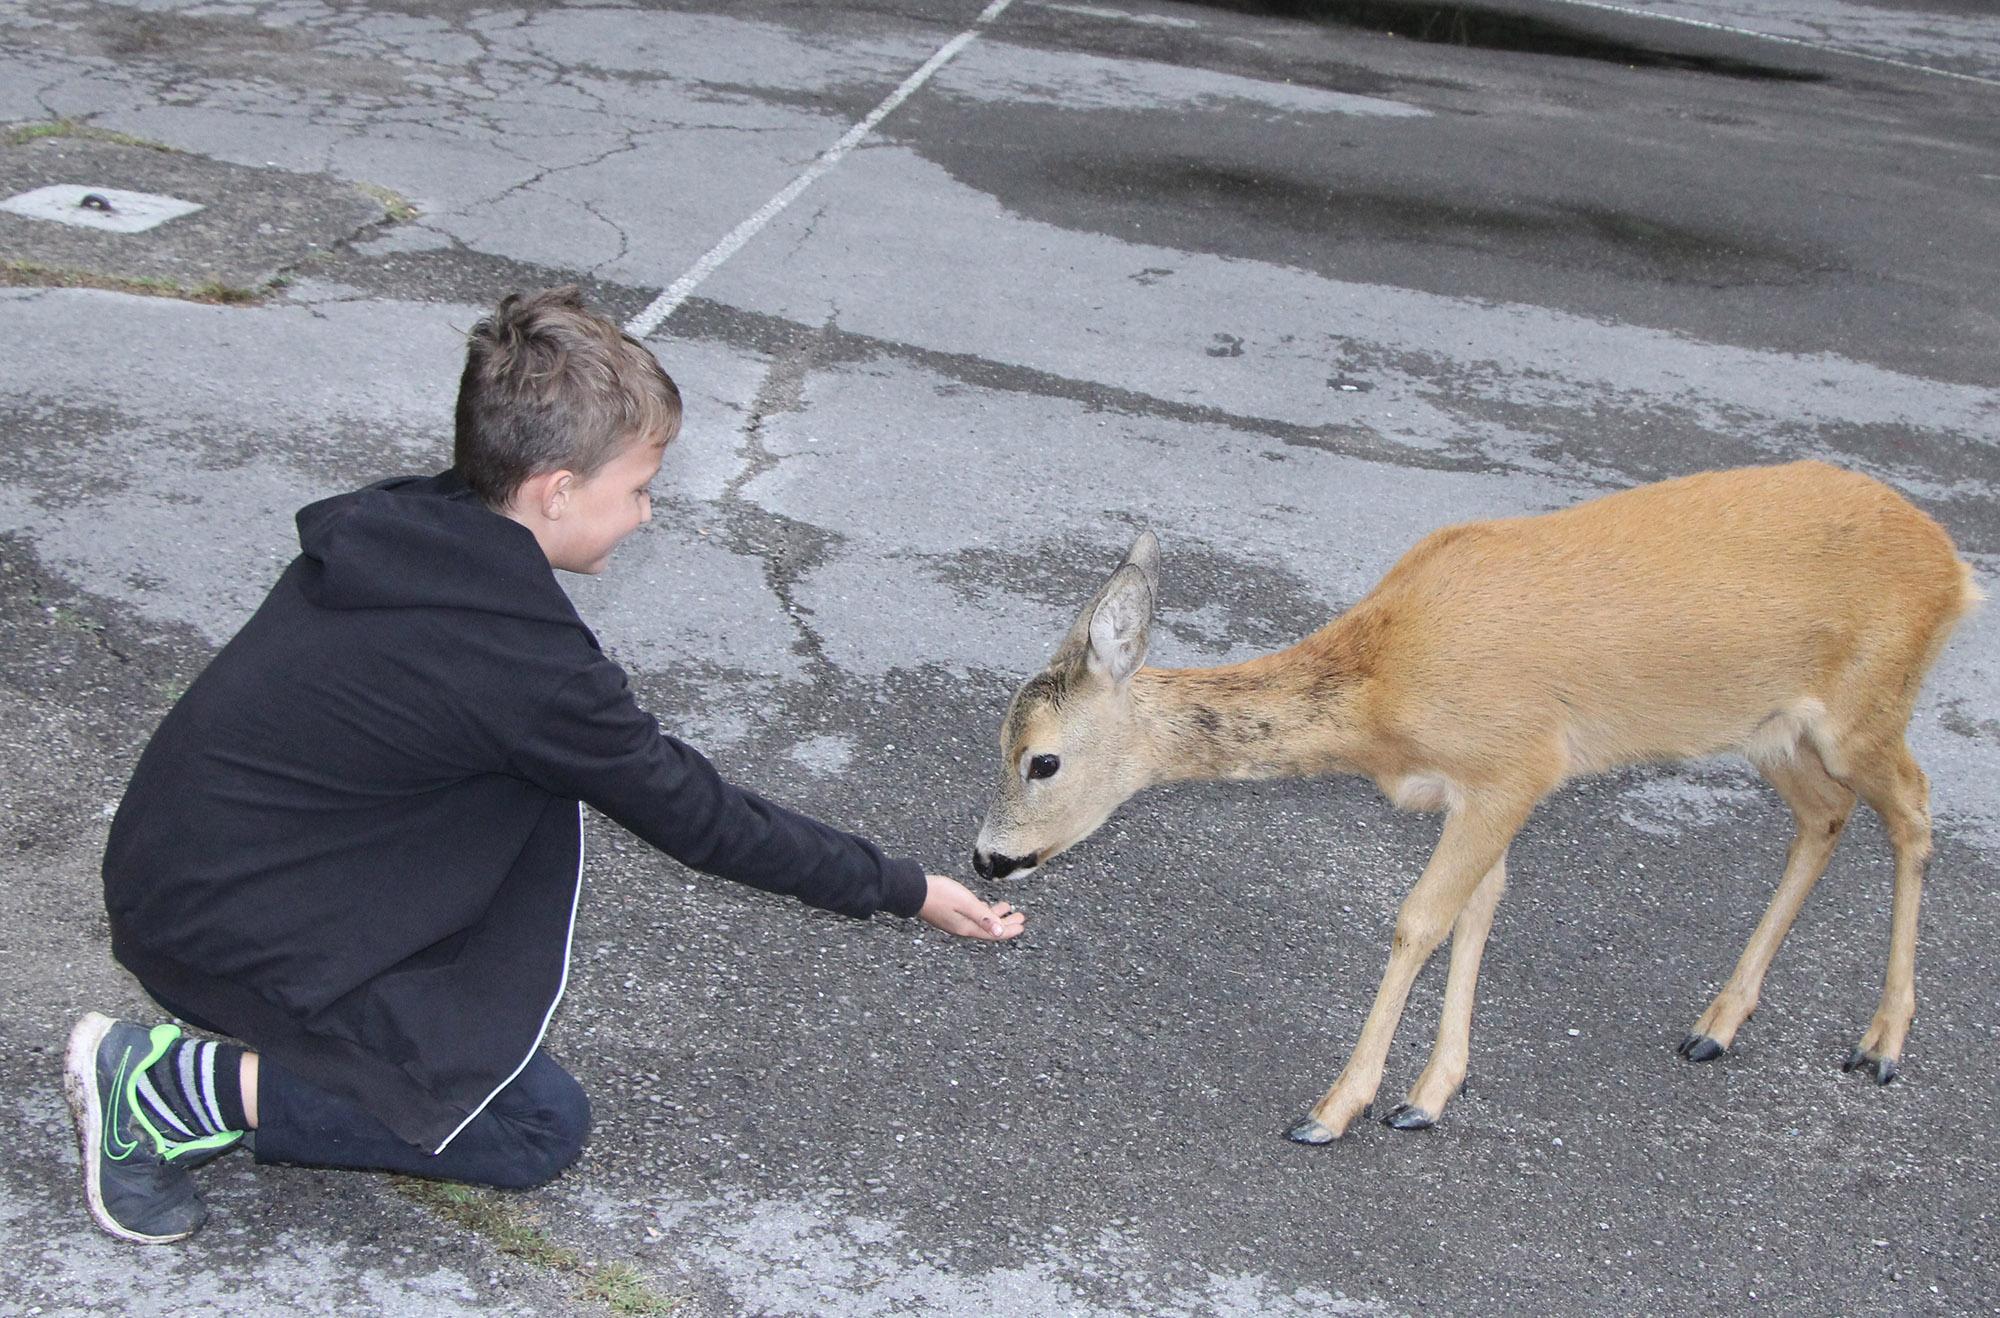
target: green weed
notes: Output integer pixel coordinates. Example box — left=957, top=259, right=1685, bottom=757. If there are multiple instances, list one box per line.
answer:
left=394, top=1179, right=684, bottom=1316
left=0, top=260, right=266, bottom=305
left=355, top=180, right=420, bottom=223
left=2, top=118, right=173, bottom=151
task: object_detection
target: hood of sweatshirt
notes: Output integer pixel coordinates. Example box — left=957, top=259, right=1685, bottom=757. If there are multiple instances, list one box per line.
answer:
left=293, top=470, right=586, bottom=631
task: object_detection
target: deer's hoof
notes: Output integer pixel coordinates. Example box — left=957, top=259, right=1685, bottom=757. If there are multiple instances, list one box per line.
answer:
left=1286, top=1117, right=1339, bottom=1145
left=1842, top=1046, right=1898, bottom=1085
left=1677, top=1033, right=1726, bottom=1063
left=1383, top=1103, right=1435, bottom=1131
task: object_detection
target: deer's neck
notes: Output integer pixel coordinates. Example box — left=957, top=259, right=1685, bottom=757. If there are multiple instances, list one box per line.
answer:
left=1128, top=617, right=1376, bottom=785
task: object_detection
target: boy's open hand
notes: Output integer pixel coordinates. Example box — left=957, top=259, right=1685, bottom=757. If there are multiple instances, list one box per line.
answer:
left=918, top=875, right=1025, bottom=941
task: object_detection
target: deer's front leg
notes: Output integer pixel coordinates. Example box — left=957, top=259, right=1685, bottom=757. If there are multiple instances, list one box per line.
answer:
left=1288, top=798, right=1532, bottom=1145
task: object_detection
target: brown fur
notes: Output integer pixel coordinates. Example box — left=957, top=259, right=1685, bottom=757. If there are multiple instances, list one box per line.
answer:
left=974, top=461, right=1980, bottom=1140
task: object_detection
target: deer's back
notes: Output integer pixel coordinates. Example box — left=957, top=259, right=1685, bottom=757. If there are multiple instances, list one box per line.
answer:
left=1343, top=462, right=1975, bottom=780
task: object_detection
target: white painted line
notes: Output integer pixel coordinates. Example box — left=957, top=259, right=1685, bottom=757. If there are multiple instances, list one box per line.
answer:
left=626, top=0, right=1015, bottom=340
left=1544, top=0, right=2000, bottom=89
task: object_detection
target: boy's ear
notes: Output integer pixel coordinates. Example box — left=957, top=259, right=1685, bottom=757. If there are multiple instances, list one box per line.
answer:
left=512, top=469, right=575, bottom=521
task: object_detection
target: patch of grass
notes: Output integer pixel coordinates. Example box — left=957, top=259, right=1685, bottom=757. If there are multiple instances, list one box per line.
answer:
left=394, top=1179, right=683, bottom=1316
left=48, top=604, right=102, bottom=634
left=2, top=117, right=174, bottom=151
left=193, top=278, right=262, bottom=303
left=355, top=180, right=419, bottom=223
left=584, top=1262, right=677, bottom=1314
left=0, top=259, right=267, bottom=305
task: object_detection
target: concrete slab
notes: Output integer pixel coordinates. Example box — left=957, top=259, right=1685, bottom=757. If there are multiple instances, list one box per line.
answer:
left=2, top=182, right=202, bottom=233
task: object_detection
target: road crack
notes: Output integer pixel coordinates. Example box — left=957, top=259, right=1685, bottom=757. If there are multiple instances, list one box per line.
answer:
left=717, top=317, right=848, bottom=682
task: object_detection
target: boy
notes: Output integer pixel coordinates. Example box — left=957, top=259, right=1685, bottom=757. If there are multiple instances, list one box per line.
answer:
left=66, top=286, right=1023, bottom=1245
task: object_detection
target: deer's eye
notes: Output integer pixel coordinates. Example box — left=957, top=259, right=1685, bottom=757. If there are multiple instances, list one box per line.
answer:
left=1027, top=753, right=1061, bottom=781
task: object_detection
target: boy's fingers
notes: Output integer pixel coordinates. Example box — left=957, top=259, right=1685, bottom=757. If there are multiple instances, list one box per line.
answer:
left=977, top=901, right=1026, bottom=939
left=983, top=910, right=1025, bottom=940
left=918, top=882, right=1024, bottom=939
left=957, top=906, right=1020, bottom=940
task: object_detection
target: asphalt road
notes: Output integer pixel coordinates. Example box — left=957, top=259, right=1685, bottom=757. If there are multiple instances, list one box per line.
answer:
left=2, top=1, right=1996, bottom=1314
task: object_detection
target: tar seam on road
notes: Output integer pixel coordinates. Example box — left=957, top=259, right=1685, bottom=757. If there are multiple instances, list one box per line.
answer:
left=625, top=0, right=1015, bottom=341
left=1547, top=0, right=2000, bottom=89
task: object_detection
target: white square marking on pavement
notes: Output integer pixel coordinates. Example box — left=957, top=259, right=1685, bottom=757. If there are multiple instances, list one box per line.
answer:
left=0, top=185, right=204, bottom=234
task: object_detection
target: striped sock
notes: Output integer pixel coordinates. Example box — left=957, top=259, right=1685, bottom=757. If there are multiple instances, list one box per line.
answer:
left=132, top=1035, right=247, bottom=1146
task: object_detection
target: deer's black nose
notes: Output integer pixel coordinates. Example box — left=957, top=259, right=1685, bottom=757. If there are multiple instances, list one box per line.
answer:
left=973, top=849, right=1031, bottom=881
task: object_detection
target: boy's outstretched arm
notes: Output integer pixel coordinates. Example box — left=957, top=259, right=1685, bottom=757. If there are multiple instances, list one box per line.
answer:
left=919, top=875, right=1025, bottom=941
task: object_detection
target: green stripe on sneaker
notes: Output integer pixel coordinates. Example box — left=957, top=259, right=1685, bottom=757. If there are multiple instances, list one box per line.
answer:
left=127, top=1024, right=244, bottom=1161
left=123, top=1024, right=183, bottom=1157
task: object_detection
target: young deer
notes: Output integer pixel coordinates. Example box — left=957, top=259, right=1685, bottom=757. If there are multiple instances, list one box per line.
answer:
left=973, top=462, right=1980, bottom=1143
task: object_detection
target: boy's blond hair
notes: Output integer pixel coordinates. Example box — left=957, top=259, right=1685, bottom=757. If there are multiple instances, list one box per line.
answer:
left=453, top=286, right=682, bottom=508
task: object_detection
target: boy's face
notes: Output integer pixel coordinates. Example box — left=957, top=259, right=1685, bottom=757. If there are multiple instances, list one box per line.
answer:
left=545, top=433, right=666, bottom=575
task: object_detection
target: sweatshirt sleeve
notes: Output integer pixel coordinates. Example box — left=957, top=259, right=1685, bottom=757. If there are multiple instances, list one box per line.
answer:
left=507, top=659, right=927, bottom=919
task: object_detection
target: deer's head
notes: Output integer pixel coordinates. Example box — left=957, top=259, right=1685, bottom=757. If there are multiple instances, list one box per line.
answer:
left=973, top=532, right=1161, bottom=880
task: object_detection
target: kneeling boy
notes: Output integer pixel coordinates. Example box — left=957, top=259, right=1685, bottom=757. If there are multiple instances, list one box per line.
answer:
left=67, top=286, right=1022, bottom=1244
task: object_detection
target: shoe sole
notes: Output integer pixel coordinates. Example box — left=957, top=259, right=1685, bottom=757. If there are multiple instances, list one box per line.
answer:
left=64, top=1012, right=194, bottom=1245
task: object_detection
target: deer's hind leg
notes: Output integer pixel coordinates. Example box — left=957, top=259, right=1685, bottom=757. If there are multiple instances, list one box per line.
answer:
left=1836, top=736, right=1933, bottom=1084
left=1384, top=852, right=1508, bottom=1131
left=1680, top=743, right=1855, bottom=1064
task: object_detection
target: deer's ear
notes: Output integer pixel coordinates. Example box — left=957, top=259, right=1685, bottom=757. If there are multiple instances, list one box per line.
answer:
left=1123, top=530, right=1160, bottom=594
left=1053, top=534, right=1160, bottom=681
left=1086, top=563, right=1153, bottom=684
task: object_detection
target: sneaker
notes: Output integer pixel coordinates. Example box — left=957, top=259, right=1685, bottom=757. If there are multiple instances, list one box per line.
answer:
left=64, top=1012, right=214, bottom=1243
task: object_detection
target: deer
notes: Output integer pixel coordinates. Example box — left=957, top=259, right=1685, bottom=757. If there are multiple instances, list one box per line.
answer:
left=971, top=461, right=1980, bottom=1143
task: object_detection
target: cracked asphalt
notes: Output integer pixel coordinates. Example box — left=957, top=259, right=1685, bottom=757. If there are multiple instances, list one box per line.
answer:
left=2, top=1, right=1997, bottom=1314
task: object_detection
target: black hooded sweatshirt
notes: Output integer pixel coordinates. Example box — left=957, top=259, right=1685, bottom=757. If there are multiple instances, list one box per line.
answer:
left=105, top=471, right=926, bottom=1151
